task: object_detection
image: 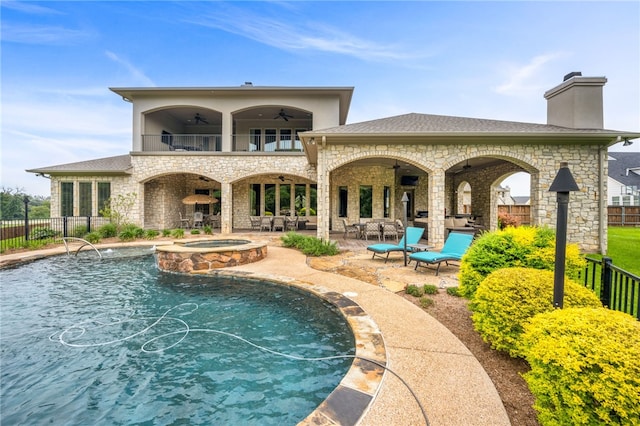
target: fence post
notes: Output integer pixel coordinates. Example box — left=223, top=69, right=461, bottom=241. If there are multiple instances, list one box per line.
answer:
left=63, top=217, right=68, bottom=238
left=87, top=216, right=92, bottom=233
left=23, top=196, right=30, bottom=241
left=601, top=256, right=613, bottom=308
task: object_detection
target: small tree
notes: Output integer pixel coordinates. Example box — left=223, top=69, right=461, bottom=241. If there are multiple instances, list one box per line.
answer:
left=99, top=192, right=137, bottom=231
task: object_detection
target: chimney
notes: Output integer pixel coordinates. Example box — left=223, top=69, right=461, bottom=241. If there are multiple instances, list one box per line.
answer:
left=544, top=73, right=607, bottom=129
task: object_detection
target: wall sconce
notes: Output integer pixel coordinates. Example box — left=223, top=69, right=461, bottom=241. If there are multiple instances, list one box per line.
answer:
left=308, top=137, right=316, bottom=145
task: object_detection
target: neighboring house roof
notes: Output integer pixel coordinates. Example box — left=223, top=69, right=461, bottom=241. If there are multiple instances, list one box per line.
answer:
left=26, top=155, right=132, bottom=175
left=512, top=196, right=531, bottom=205
left=608, top=152, right=640, bottom=188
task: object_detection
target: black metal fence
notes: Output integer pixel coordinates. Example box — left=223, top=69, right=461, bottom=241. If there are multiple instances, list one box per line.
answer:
left=581, top=257, right=640, bottom=320
left=0, top=216, right=110, bottom=252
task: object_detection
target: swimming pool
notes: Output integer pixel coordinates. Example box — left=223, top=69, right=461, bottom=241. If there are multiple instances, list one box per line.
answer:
left=0, top=248, right=355, bottom=425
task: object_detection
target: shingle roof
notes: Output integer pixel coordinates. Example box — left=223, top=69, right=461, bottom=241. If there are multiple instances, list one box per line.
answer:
left=312, top=113, right=623, bottom=135
left=608, top=152, right=640, bottom=187
left=26, top=154, right=132, bottom=174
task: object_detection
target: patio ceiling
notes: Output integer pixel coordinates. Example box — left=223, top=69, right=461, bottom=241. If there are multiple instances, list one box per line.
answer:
left=346, top=157, right=507, bottom=174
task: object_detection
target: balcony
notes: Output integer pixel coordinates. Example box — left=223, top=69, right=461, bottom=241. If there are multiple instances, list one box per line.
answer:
left=142, top=134, right=222, bottom=152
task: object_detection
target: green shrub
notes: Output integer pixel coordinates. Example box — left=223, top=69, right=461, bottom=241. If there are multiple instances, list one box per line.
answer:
left=30, top=227, right=59, bottom=240
left=98, top=223, right=118, bottom=238
left=171, top=228, right=185, bottom=238
left=423, top=284, right=438, bottom=295
left=203, top=225, right=213, bottom=235
left=471, top=267, right=601, bottom=358
left=522, top=308, right=640, bottom=426
left=406, top=284, right=424, bottom=297
left=298, top=207, right=316, bottom=216
left=419, top=296, right=434, bottom=308
left=118, top=224, right=144, bottom=242
left=280, top=232, right=339, bottom=256
left=162, top=229, right=172, bottom=237
left=459, top=226, right=585, bottom=298
left=190, top=229, right=200, bottom=235
left=73, top=225, right=88, bottom=237
left=446, top=286, right=461, bottom=297
left=84, top=231, right=101, bottom=244
left=144, top=229, right=159, bottom=239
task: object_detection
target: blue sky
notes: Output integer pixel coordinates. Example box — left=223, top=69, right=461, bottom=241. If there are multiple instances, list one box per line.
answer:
left=2, top=1, right=639, bottom=197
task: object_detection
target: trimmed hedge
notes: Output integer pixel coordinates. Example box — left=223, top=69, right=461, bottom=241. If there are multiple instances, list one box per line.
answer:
left=459, top=226, right=585, bottom=298
left=522, top=308, right=640, bottom=426
left=471, top=267, right=601, bottom=358
left=281, top=232, right=339, bottom=256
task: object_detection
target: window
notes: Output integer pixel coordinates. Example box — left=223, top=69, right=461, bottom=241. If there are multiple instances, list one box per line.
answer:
left=264, top=184, right=276, bottom=215
left=310, top=184, right=317, bottom=214
left=294, top=184, right=306, bottom=216
left=612, top=196, right=620, bottom=206
left=250, top=184, right=261, bottom=215
left=264, top=129, right=277, bottom=152
left=79, top=182, right=92, bottom=216
left=279, top=184, right=291, bottom=214
left=383, top=186, right=391, bottom=218
left=61, top=182, right=74, bottom=216
left=279, top=129, right=292, bottom=150
left=250, top=129, right=261, bottom=151
left=359, top=185, right=372, bottom=218
left=97, top=182, right=111, bottom=216
left=338, top=186, right=348, bottom=217
left=622, top=196, right=631, bottom=206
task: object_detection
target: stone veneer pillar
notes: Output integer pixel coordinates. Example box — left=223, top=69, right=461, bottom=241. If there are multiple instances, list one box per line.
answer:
left=220, top=182, right=232, bottom=234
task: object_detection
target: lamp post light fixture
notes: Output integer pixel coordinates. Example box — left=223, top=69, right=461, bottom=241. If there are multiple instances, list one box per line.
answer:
left=402, top=192, right=409, bottom=266
left=549, top=162, right=580, bottom=308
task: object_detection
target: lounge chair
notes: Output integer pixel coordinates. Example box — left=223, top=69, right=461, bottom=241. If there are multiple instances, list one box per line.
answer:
left=409, top=232, right=473, bottom=275
left=366, top=226, right=425, bottom=263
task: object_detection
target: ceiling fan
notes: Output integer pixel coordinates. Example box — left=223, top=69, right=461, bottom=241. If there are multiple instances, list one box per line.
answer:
left=274, top=109, right=294, bottom=121
left=193, top=113, right=209, bottom=124
left=462, top=159, right=472, bottom=170
left=278, top=175, right=292, bottom=182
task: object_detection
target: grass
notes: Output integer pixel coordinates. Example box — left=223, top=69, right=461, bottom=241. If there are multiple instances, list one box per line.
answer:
left=588, top=227, right=640, bottom=276
left=606, top=227, right=640, bottom=276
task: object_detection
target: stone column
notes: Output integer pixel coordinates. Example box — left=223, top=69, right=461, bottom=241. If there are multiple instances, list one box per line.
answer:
left=221, top=111, right=232, bottom=152
left=220, top=182, right=232, bottom=234
left=317, top=145, right=330, bottom=240
left=429, top=170, right=446, bottom=247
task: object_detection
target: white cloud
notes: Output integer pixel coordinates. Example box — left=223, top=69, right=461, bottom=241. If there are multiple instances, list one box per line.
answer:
left=105, top=51, right=156, bottom=87
left=1, top=23, right=92, bottom=45
left=494, top=53, right=564, bottom=96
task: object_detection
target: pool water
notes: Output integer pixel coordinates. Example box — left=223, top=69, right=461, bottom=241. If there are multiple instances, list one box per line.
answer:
left=0, top=249, right=355, bottom=425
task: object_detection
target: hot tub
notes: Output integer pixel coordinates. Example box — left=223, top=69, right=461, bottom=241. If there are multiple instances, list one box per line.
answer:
left=155, top=239, right=267, bottom=273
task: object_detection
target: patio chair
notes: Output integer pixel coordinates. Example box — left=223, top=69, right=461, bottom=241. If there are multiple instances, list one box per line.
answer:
left=342, top=219, right=359, bottom=239
left=366, top=227, right=425, bottom=263
left=363, top=221, right=381, bottom=241
left=272, top=216, right=286, bottom=232
left=285, top=216, right=298, bottom=231
left=395, top=219, right=405, bottom=237
left=193, top=212, right=204, bottom=228
left=179, top=212, right=190, bottom=228
left=381, top=221, right=399, bottom=242
left=409, top=232, right=474, bottom=275
left=250, top=216, right=262, bottom=231
left=259, top=216, right=272, bottom=232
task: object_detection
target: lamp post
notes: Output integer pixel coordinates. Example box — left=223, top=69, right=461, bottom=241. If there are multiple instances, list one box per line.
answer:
left=402, top=192, right=409, bottom=266
left=549, top=162, right=579, bottom=308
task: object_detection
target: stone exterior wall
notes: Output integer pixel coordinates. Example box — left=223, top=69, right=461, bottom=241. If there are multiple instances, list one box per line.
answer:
left=319, top=142, right=606, bottom=252
left=48, top=141, right=607, bottom=253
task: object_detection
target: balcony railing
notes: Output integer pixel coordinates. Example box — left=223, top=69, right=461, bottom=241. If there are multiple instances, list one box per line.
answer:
left=142, top=134, right=222, bottom=152
left=232, top=134, right=303, bottom=152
